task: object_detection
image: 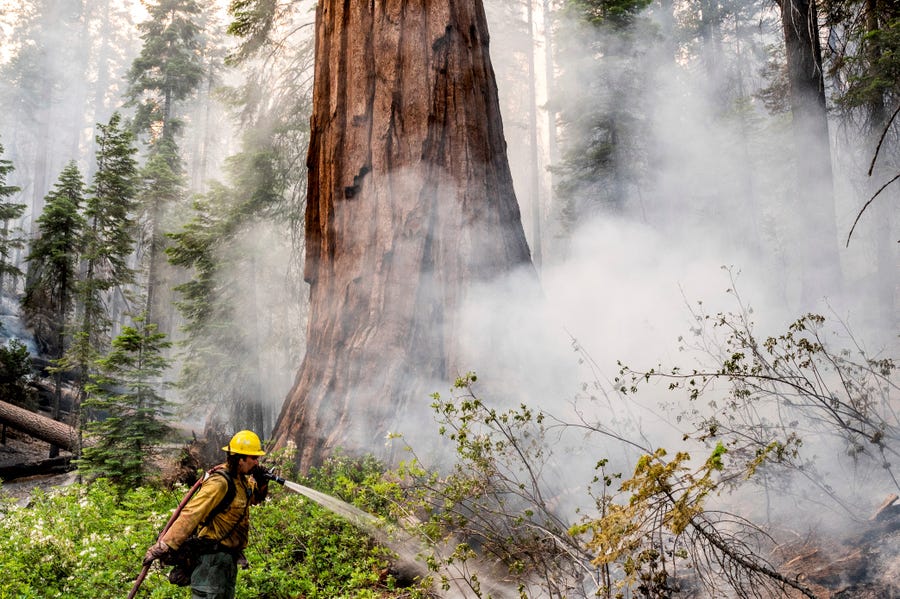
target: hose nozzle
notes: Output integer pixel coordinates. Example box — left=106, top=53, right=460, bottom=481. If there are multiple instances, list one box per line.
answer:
left=263, top=469, right=286, bottom=485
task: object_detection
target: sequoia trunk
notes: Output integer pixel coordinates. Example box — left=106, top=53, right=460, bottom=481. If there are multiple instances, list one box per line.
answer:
left=272, top=1, right=533, bottom=468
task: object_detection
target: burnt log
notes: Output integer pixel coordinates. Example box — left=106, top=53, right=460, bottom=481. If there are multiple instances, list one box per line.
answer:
left=0, top=455, right=73, bottom=480
left=0, top=400, right=78, bottom=452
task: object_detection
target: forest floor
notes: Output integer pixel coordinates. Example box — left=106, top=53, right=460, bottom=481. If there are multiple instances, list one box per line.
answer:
left=2, top=425, right=899, bottom=597
left=0, top=428, right=76, bottom=504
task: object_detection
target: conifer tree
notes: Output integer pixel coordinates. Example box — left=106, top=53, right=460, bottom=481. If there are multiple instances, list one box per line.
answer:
left=22, top=161, right=86, bottom=433
left=125, top=0, right=205, bottom=328
left=138, top=137, right=187, bottom=328
left=166, top=142, right=286, bottom=433
left=125, top=0, right=205, bottom=144
left=0, top=340, right=33, bottom=411
left=0, top=141, right=27, bottom=296
left=22, top=162, right=86, bottom=361
left=79, top=316, right=172, bottom=488
left=59, top=113, right=140, bottom=437
left=69, top=113, right=140, bottom=359
left=553, top=0, right=654, bottom=230
left=162, top=1, right=314, bottom=435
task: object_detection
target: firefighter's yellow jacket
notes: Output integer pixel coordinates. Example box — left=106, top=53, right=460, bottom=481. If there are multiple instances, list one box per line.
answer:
left=162, top=466, right=260, bottom=552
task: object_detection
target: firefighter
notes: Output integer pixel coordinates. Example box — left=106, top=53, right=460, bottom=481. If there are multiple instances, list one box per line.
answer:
left=143, top=430, right=270, bottom=598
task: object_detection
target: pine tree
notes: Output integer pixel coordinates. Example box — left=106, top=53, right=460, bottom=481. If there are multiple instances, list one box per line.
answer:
left=138, top=136, right=186, bottom=328
left=0, top=340, right=34, bottom=411
left=158, top=0, right=314, bottom=435
left=125, top=0, right=205, bottom=144
left=74, top=113, right=140, bottom=355
left=125, top=0, right=205, bottom=328
left=166, top=140, right=288, bottom=433
left=22, top=162, right=86, bottom=361
left=58, top=113, right=140, bottom=440
left=553, top=0, right=654, bottom=230
left=78, top=316, right=172, bottom=488
left=166, top=191, right=231, bottom=419
left=22, top=162, right=85, bottom=438
left=0, top=141, right=27, bottom=295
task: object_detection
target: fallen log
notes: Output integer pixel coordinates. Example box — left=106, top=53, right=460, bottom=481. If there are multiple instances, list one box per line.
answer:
left=0, top=400, right=78, bottom=452
left=0, top=455, right=73, bottom=480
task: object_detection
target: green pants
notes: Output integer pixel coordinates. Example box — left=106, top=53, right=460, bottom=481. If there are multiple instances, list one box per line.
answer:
left=190, top=551, right=237, bottom=599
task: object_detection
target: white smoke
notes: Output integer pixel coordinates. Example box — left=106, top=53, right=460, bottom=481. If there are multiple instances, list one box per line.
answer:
left=425, top=0, right=900, bottom=534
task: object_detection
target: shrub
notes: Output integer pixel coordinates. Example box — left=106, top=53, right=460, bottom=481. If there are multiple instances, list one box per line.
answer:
left=0, top=465, right=432, bottom=598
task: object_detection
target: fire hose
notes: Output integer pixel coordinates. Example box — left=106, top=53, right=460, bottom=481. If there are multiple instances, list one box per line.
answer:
left=126, top=468, right=284, bottom=599
left=126, top=474, right=204, bottom=599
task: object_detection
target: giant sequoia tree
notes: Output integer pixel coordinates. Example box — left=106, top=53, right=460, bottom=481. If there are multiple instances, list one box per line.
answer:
left=272, top=2, right=533, bottom=468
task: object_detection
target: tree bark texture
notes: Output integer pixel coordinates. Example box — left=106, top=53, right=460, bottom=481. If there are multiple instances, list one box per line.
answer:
left=779, top=0, right=842, bottom=303
left=272, top=1, right=533, bottom=469
left=0, top=400, right=78, bottom=452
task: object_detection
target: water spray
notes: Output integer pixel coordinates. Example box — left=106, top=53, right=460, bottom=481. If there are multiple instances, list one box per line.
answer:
left=274, top=475, right=520, bottom=598
left=276, top=477, right=428, bottom=583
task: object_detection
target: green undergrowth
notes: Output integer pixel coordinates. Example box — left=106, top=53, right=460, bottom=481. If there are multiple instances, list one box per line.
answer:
left=0, top=457, right=431, bottom=599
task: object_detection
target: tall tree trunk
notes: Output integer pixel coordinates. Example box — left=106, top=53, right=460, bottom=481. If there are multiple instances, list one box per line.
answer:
left=145, top=199, right=161, bottom=325
left=779, top=0, right=842, bottom=305
left=237, top=255, right=265, bottom=435
left=699, top=0, right=723, bottom=101
left=272, top=1, right=533, bottom=469
left=191, top=64, right=216, bottom=193
left=67, top=0, right=89, bottom=162
left=542, top=0, right=559, bottom=260
left=30, top=77, right=53, bottom=234
left=733, top=10, right=762, bottom=256
left=526, top=0, right=542, bottom=269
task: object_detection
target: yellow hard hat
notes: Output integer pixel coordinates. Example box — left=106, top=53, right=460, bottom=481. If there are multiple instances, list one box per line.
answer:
left=222, top=430, right=266, bottom=456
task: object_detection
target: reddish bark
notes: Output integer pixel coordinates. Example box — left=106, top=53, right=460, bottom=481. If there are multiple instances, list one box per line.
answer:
left=272, top=1, right=532, bottom=469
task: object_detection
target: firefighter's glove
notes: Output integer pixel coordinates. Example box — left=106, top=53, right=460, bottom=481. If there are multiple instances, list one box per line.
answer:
left=250, top=464, right=268, bottom=483
left=143, top=540, right=171, bottom=566
left=250, top=465, right=270, bottom=500
left=237, top=551, right=250, bottom=570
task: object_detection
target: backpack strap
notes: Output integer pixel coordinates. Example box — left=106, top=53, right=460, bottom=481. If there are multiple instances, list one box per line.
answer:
left=200, top=469, right=236, bottom=528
